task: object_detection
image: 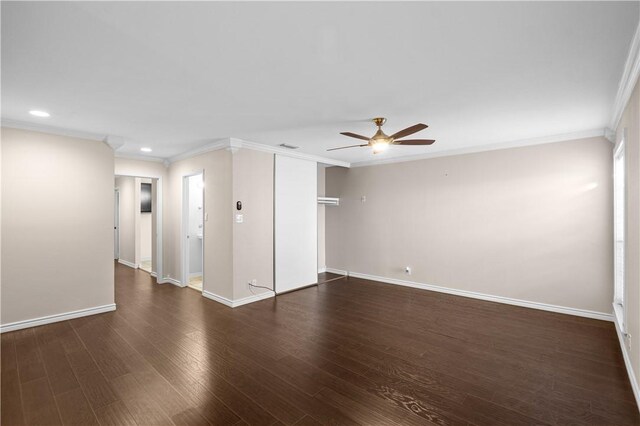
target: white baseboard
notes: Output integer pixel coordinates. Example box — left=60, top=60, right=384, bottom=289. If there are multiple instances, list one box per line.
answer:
left=613, top=312, right=640, bottom=412
left=325, top=267, right=348, bottom=276
left=318, top=267, right=327, bottom=273
left=158, top=277, right=182, bottom=287
left=203, top=290, right=275, bottom=308
left=150, top=272, right=157, bottom=278
left=118, top=259, right=138, bottom=269
left=1, top=303, right=116, bottom=333
left=335, top=269, right=613, bottom=322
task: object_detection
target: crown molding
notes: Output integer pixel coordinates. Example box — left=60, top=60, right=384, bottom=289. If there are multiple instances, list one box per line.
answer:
left=114, top=152, right=166, bottom=164
left=167, top=138, right=230, bottom=163
left=4, top=119, right=608, bottom=170
left=229, top=137, right=351, bottom=168
left=610, top=22, right=640, bottom=130
left=1, top=118, right=108, bottom=143
left=350, top=128, right=607, bottom=168
left=168, top=137, right=351, bottom=167
left=104, top=135, right=125, bottom=150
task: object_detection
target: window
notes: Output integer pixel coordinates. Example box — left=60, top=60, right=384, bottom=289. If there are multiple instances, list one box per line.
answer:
left=613, top=140, right=625, bottom=330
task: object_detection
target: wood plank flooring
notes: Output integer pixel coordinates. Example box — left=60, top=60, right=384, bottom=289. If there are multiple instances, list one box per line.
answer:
left=2, top=263, right=638, bottom=425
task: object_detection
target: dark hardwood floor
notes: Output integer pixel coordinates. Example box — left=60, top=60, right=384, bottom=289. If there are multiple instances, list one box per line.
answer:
left=2, top=263, right=639, bottom=425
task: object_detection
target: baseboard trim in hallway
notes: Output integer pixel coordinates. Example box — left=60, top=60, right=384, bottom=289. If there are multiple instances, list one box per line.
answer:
left=0, top=303, right=116, bottom=333
left=117, top=258, right=138, bottom=269
left=158, top=277, right=182, bottom=287
left=203, top=289, right=275, bottom=308
left=333, top=268, right=614, bottom=322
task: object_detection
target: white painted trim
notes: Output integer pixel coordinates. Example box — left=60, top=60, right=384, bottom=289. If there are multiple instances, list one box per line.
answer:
left=613, top=312, right=640, bottom=412
left=181, top=170, right=205, bottom=288
left=169, top=137, right=350, bottom=168
left=150, top=272, right=157, bottom=278
left=604, top=127, right=616, bottom=144
left=610, top=23, right=640, bottom=130
left=318, top=267, right=327, bottom=273
left=351, top=128, right=607, bottom=168
left=104, top=135, right=125, bottom=150
left=0, top=304, right=116, bottom=333
left=118, top=259, right=138, bottom=269
left=202, top=290, right=275, bottom=308
left=325, top=267, right=348, bottom=276
left=202, top=291, right=234, bottom=307
left=168, top=139, right=229, bottom=163
left=338, top=270, right=613, bottom=322
left=231, top=138, right=350, bottom=168
left=1, top=119, right=108, bottom=142
left=157, top=277, right=183, bottom=287
left=115, top=152, right=166, bottom=164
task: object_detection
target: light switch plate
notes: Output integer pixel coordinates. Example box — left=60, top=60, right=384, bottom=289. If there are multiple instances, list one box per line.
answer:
left=235, top=214, right=244, bottom=223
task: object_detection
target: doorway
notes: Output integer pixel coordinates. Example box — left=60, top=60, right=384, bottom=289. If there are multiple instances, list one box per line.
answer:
left=139, top=179, right=153, bottom=273
left=182, top=172, right=204, bottom=291
left=114, top=188, right=120, bottom=260
left=114, top=175, right=162, bottom=280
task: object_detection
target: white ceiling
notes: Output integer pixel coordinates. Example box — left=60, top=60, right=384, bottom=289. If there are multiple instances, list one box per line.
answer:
left=2, top=2, right=638, bottom=165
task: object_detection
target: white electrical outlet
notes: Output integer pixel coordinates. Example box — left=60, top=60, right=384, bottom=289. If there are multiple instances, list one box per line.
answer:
left=405, top=266, right=412, bottom=275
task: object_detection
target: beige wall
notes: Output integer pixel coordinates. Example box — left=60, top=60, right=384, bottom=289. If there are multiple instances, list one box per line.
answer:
left=318, top=166, right=326, bottom=271
left=117, top=149, right=274, bottom=303
left=232, top=149, right=274, bottom=299
left=115, top=176, right=136, bottom=265
left=168, top=150, right=233, bottom=298
left=326, top=136, right=613, bottom=314
left=1, top=127, right=114, bottom=325
left=617, top=76, right=640, bottom=382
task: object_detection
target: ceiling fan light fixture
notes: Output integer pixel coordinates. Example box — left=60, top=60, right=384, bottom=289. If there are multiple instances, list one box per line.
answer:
left=330, top=117, right=434, bottom=153
left=372, top=141, right=389, bottom=154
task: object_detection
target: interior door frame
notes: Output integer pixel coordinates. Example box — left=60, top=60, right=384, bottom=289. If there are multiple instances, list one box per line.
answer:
left=114, top=173, right=164, bottom=283
left=181, top=170, right=205, bottom=291
left=114, top=188, right=120, bottom=260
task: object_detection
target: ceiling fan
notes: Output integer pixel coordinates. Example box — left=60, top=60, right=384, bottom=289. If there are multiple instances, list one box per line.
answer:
left=329, top=117, right=435, bottom=154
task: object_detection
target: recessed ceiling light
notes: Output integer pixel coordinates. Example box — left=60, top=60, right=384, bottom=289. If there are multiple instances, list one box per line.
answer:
left=29, top=110, right=50, bottom=118
left=140, top=147, right=152, bottom=153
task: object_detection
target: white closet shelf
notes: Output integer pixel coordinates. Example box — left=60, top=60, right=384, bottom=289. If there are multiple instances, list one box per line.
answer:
left=318, top=197, right=339, bottom=206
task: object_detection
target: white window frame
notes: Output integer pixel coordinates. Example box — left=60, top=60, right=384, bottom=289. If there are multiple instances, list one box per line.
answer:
left=613, top=139, right=626, bottom=331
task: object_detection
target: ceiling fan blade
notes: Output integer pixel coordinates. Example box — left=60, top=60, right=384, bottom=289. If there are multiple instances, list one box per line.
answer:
left=394, top=139, right=436, bottom=146
left=327, top=144, right=369, bottom=151
left=390, top=123, right=428, bottom=140
left=340, top=132, right=370, bottom=141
